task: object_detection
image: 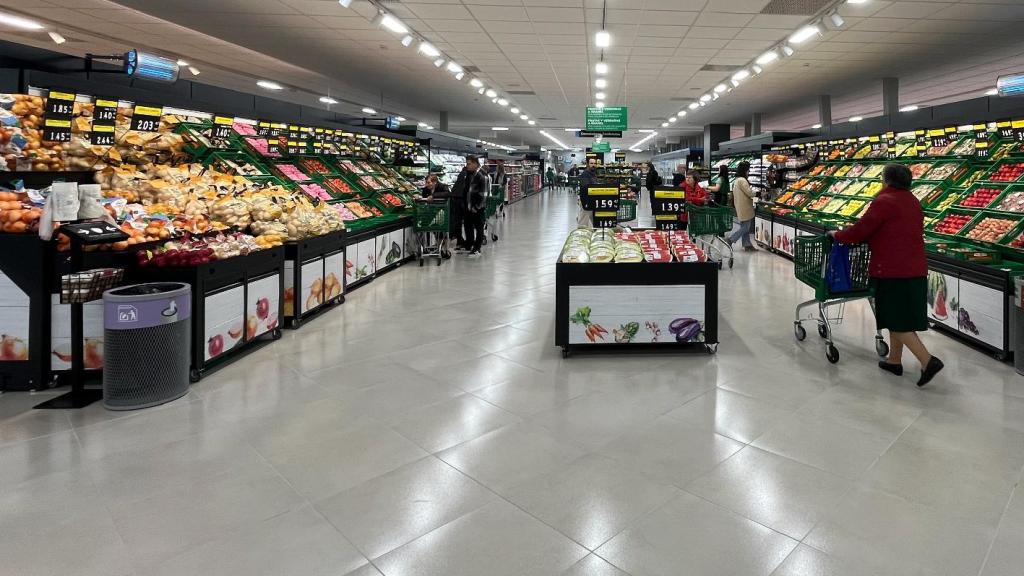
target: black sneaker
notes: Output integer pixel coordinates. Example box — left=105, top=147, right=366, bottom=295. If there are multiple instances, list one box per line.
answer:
left=917, top=356, right=944, bottom=387
left=878, top=361, right=903, bottom=376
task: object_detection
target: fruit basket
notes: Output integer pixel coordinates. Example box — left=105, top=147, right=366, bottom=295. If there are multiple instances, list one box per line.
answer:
left=825, top=179, right=851, bottom=195
left=912, top=182, right=943, bottom=203
left=837, top=199, right=869, bottom=218
left=862, top=164, right=884, bottom=179
left=909, top=162, right=934, bottom=179
left=273, top=162, right=313, bottom=183
left=204, top=150, right=272, bottom=178
left=297, top=157, right=334, bottom=176
left=336, top=159, right=368, bottom=176
left=991, top=185, right=1024, bottom=214
left=985, top=160, right=1024, bottom=183
left=821, top=164, right=840, bottom=177
left=926, top=188, right=964, bottom=213
left=960, top=214, right=1021, bottom=244
left=843, top=181, right=868, bottom=197
left=921, top=160, right=967, bottom=182
left=958, top=183, right=1008, bottom=209
left=320, top=176, right=363, bottom=199
left=834, top=164, right=853, bottom=178
left=805, top=195, right=833, bottom=212
left=821, top=196, right=848, bottom=214
left=956, top=167, right=988, bottom=189
left=802, top=178, right=829, bottom=193
left=860, top=181, right=883, bottom=197
left=928, top=210, right=977, bottom=237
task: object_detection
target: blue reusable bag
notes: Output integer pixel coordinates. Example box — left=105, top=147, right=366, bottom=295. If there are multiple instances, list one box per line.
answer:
left=826, top=242, right=853, bottom=293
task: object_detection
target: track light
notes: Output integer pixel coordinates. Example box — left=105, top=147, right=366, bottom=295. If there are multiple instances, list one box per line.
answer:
left=497, top=98, right=509, bottom=106
left=790, top=24, right=820, bottom=44
left=485, top=89, right=497, bottom=98
left=700, top=94, right=712, bottom=102
left=433, top=58, right=445, bottom=67
left=688, top=102, right=699, bottom=110
left=661, top=122, right=669, bottom=127
left=257, top=80, right=283, bottom=90
left=510, top=107, right=520, bottom=114
left=595, top=102, right=605, bottom=108
left=595, top=62, right=608, bottom=75
left=849, top=115, right=863, bottom=122
left=446, top=61, right=463, bottom=74
left=595, top=30, right=610, bottom=48
left=419, top=42, right=440, bottom=57
left=752, top=65, right=763, bottom=74
left=401, top=35, right=414, bottom=47
left=528, top=120, right=536, bottom=125
left=595, top=78, right=607, bottom=88
left=899, top=105, right=919, bottom=112
left=0, top=12, right=43, bottom=30
left=668, top=117, right=677, bottom=123
left=677, top=111, right=686, bottom=117
left=732, top=69, right=750, bottom=82
left=714, top=84, right=727, bottom=93
left=188, top=66, right=200, bottom=76
left=362, top=107, right=377, bottom=115
left=782, top=45, right=795, bottom=56
left=812, top=123, right=822, bottom=129
left=338, top=0, right=353, bottom=7
left=48, top=31, right=66, bottom=45
left=756, top=50, right=779, bottom=65
left=520, top=115, right=528, bottom=120
left=828, top=12, right=845, bottom=28
left=470, top=78, right=483, bottom=88
left=478, top=87, right=486, bottom=94
left=379, top=14, right=408, bottom=35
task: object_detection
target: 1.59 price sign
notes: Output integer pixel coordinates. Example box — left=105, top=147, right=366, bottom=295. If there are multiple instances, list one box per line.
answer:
left=582, top=187, right=619, bottom=211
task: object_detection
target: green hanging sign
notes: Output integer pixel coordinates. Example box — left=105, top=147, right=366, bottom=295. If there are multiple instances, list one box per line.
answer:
left=586, top=107, right=627, bottom=131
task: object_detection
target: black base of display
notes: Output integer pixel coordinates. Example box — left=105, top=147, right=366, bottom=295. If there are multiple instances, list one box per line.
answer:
left=288, top=296, right=345, bottom=329
left=561, top=342, right=717, bottom=358
left=34, top=387, right=103, bottom=409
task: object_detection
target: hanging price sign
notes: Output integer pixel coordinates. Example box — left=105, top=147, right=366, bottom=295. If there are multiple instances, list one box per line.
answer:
left=973, top=123, right=990, bottom=158
left=927, top=128, right=947, bottom=149
left=41, top=89, right=75, bottom=142
left=212, top=115, right=234, bottom=139
left=257, top=121, right=271, bottom=137
left=885, top=132, right=897, bottom=159
left=42, top=117, right=72, bottom=143
left=997, top=119, right=1013, bottom=139
left=593, top=211, right=617, bottom=228
left=93, top=98, right=118, bottom=123
left=655, top=214, right=681, bottom=231
left=1012, top=119, right=1024, bottom=143
left=267, top=136, right=282, bottom=155
left=582, top=186, right=619, bottom=211
left=914, top=129, right=927, bottom=156
left=130, top=103, right=163, bottom=132
left=652, top=189, right=686, bottom=214
left=91, top=123, right=115, bottom=146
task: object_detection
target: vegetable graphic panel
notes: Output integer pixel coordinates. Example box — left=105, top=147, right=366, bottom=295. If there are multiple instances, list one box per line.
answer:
left=567, top=285, right=706, bottom=345
left=926, top=271, right=959, bottom=331
left=957, top=279, right=1005, bottom=348
left=246, top=274, right=280, bottom=340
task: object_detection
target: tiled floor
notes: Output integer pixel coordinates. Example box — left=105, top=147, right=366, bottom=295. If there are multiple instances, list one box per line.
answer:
left=2, top=188, right=1024, bottom=576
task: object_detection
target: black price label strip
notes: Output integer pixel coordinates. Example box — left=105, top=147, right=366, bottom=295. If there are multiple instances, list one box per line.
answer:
left=44, top=90, right=76, bottom=118
left=94, top=98, right=119, bottom=122
left=91, top=123, right=115, bottom=146
left=593, top=211, right=617, bottom=228
left=997, top=120, right=1013, bottom=139
left=652, top=189, right=686, bottom=215
left=130, top=103, right=163, bottom=132
left=1012, top=120, right=1024, bottom=143
left=212, top=115, right=234, bottom=139
left=42, top=118, right=72, bottom=143
left=655, top=214, right=680, bottom=231
left=582, top=187, right=619, bottom=210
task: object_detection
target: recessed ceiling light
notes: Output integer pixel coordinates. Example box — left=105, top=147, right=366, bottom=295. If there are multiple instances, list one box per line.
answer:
left=688, top=102, right=700, bottom=110
left=985, top=88, right=998, bottom=96
left=0, top=12, right=43, bottom=30
left=848, top=115, right=863, bottom=122
left=595, top=78, right=607, bottom=89
left=790, top=24, right=820, bottom=44
left=812, top=123, right=822, bottom=129
left=595, top=92, right=606, bottom=100
left=714, top=84, right=727, bottom=93
left=510, top=107, right=520, bottom=114
left=491, top=127, right=509, bottom=131
left=470, top=78, right=483, bottom=88
left=595, top=30, right=610, bottom=48
left=485, top=89, right=497, bottom=98
left=595, top=62, right=608, bottom=75
left=732, top=69, right=750, bottom=82
left=319, top=96, right=338, bottom=105
left=782, top=45, right=795, bottom=56
left=756, top=50, right=779, bottom=65
left=528, top=120, right=536, bottom=125
left=677, top=111, right=687, bottom=117
left=401, top=35, right=414, bottom=47
left=520, top=114, right=528, bottom=120
left=668, top=117, right=677, bottom=123
left=661, top=122, right=669, bottom=127
left=379, top=14, right=408, bottom=35
left=595, top=101, right=605, bottom=109
left=899, top=105, right=919, bottom=112
left=497, top=98, right=509, bottom=106
left=362, top=107, right=377, bottom=115
left=257, top=80, right=283, bottom=90
left=699, top=94, right=712, bottom=102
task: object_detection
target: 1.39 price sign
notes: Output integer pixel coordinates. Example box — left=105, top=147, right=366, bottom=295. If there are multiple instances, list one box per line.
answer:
left=652, top=189, right=686, bottom=214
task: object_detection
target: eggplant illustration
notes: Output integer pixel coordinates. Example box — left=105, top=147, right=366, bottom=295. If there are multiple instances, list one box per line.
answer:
left=669, top=317, right=702, bottom=342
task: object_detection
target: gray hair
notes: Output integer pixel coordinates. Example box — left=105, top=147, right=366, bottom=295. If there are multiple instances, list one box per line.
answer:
left=882, top=163, right=912, bottom=189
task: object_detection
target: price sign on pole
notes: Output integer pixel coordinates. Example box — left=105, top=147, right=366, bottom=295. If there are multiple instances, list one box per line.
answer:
left=42, top=89, right=75, bottom=143
left=593, top=211, right=617, bottom=228
left=973, top=123, right=990, bottom=158
left=267, top=135, right=282, bottom=155
left=651, top=189, right=686, bottom=215
left=582, top=186, right=619, bottom=211
left=211, top=115, right=234, bottom=139
left=90, top=98, right=118, bottom=146
left=927, top=128, right=947, bottom=149
left=655, top=214, right=681, bottom=231
left=885, top=132, right=897, bottom=159
left=915, top=129, right=927, bottom=157
left=257, top=121, right=271, bottom=137
left=129, top=103, right=163, bottom=132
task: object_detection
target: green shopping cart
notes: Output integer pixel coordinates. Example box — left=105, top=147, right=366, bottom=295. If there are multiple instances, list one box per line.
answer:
left=686, top=203, right=735, bottom=269
left=793, top=235, right=888, bottom=364
left=413, top=199, right=450, bottom=266
left=617, top=199, right=637, bottom=223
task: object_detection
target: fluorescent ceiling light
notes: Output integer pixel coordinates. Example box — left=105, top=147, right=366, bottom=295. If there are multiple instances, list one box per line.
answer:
left=714, top=84, right=727, bottom=93
left=595, top=30, right=610, bottom=48
left=395, top=116, right=406, bottom=121
left=756, top=50, right=779, bottom=65
left=829, top=12, right=845, bottom=28
left=470, top=78, right=483, bottom=88
left=477, top=87, right=486, bottom=94
left=732, top=69, right=750, bottom=82
left=699, top=94, right=712, bottom=102
left=510, top=107, right=520, bottom=114
left=564, top=128, right=580, bottom=132
left=662, top=122, right=669, bottom=127
left=319, top=96, right=338, bottom=105
left=595, top=101, right=605, bottom=108
left=338, top=0, right=353, bottom=7
left=752, top=65, right=763, bottom=74
left=520, top=114, right=528, bottom=120
left=491, top=127, right=509, bottom=131
left=846, top=0, right=868, bottom=4
left=638, top=129, right=655, bottom=133
left=899, top=105, right=919, bottom=112
left=848, top=115, right=863, bottom=122
left=401, top=35, right=414, bottom=47
left=985, top=88, right=998, bottom=96
left=789, top=24, right=820, bottom=44
left=446, top=61, right=463, bottom=74
left=419, top=42, right=440, bottom=57
left=497, top=98, right=509, bottom=106
left=595, top=62, right=608, bottom=74
left=426, top=125, right=434, bottom=129
left=188, top=67, right=200, bottom=76
left=688, top=102, right=700, bottom=110
left=0, top=12, right=43, bottom=30
left=540, top=130, right=570, bottom=149
left=595, top=78, right=607, bottom=88
left=782, top=45, right=795, bottom=56
left=433, top=58, right=445, bottom=67
left=730, top=79, right=739, bottom=87
left=418, top=122, right=428, bottom=127
left=668, top=117, right=677, bottom=123
left=595, top=92, right=606, bottom=100
left=812, top=123, right=822, bottom=129
left=677, top=111, right=686, bottom=117
left=176, top=59, right=189, bottom=66
left=528, top=120, right=536, bottom=125
left=257, top=80, right=283, bottom=90
left=485, top=89, right=497, bottom=98
left=380, top=14, right=408, bottom=35
left=713, top=92, right=721, bottom=100
left=362, top=107, right=377, bottom=115
left=491, top=98, right=498, bottom=103
left=455, top=72, right=464, bottom=80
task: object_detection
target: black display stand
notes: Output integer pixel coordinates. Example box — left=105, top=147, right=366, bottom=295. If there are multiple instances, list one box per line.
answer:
left=285, top=230, right=346, bottom=328
left=555, top=258, right=720, bottom=357
left=344, top=217, right=414, bottom=293
left=130, top=246, right=285, bottom=381
left=36, top=221, right=128, bottom=409
left=0, top=235, right=51, bottom=391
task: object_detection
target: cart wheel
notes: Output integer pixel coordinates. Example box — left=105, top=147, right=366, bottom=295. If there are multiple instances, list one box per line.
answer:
left=875, top=339, right=889, bottom=358
left=419, top=258, right=425, bottom=267
left=491, top=234, right=498, bottom=242
left=189, top=367, right=201, bottom=383
left=826, top=345, right=840, bottom=364
left=794, top=323, right=807, bottom=342
left=817, top=323, right=828, bottom=339
left=561, top=347, right=569, bottom=358
left=728, top=258, right=735, bottom=269
left=706, top=343, right=718, bottom=355
left=272, top=328, right=282, bottom=340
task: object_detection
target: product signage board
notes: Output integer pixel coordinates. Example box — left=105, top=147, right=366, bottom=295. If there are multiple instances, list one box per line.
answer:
left=927, top=128, right=948, bottom=148
left=59, top=222, right=129, bottom=245
left=615, top=151, right=627, bottom=162
left=885, top=132, right=897, bottom=159
left=385, top=116, right=400, bottom=130
left=578, top=130, right=623, bottom=138
left=1012, top=119, right=1024, bottom=143
left=212, top=115, right=234, bottom=139
left=567, top=285, right=707, bottom=345
left=267, top=136, right=281, bottom=155
left=655, top=214, right=681, bottom=231
left=974, top=123, right=991, bottom=158
left=42, top=89, right=75, bottom=143
left=652, top=189, right=686, bottom=215
left=585, top=107, right=627, bottom=131
left=130, top=103, right=163, bottom=132
left=593, top=211, right=617, bottom=228
left=90, top=98, right=118, bottom=146
left=592, top=141, right=611, bottom=153
left=582, top=187, right=619, bottom=211
left=915, top=129, right=927, bottom=156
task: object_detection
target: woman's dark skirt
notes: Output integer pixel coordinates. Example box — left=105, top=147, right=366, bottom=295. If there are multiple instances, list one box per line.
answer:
left=872, top=277, right=928, bottom=332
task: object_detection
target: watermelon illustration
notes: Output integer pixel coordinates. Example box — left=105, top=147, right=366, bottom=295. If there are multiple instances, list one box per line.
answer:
left=927, top=271, right=948, bottom=321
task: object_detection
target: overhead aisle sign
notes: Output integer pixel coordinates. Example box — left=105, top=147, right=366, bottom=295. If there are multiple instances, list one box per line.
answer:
left=586, top=107, right=627, bottom=131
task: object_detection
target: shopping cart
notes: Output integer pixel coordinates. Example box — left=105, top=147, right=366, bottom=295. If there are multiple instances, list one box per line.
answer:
left=617, top=199, right=637, bottom=223
left=793, top=235, right=889, bottom=364
left=686, top=203, right=735, bottom=269
left=412, top=199, right=450, bottom=266
left=484, top=191, right=504, bottom=244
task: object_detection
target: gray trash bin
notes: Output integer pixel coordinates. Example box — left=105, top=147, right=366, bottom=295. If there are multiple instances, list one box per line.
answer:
left=102, top=282, right=191, bottom=410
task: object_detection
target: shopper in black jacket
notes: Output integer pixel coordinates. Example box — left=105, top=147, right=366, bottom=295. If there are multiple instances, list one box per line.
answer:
left=645, top=163, right=662, bottom=207
left=671, top=163, right=687, bottom=187
left=453, top=156, right=488, bottom=256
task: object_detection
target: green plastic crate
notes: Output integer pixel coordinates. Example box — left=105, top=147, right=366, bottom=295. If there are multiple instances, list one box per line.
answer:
left=793, top=235, right=873, bottom=301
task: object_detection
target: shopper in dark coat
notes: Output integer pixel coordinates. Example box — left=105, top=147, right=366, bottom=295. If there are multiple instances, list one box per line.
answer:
left=671, top=163, right=687, bottom=187
left=454, top=155, right=488, bottom=256
left=645, top=163, right=662, bottom=207
left=706, top=164, right=730, bottom=206
left=832, top=163, right=943, bottom=387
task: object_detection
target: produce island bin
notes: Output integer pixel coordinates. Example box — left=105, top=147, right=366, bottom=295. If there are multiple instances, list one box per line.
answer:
left=344, top=216, right=415, bottom=292
left=555, top=258, right=720, bottom=356
left=128, top=246, right=285, bottom=382
left=283, top=230, right=347, bottom=328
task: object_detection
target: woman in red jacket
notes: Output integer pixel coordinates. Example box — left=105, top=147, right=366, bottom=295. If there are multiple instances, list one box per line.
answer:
left=832, top=163, right=943, bottom=387
left=680, top=173, right=707, bottom=230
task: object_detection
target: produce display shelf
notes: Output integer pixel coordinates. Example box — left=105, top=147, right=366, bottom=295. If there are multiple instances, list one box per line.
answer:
left=283, top=230, right=347, bottom=329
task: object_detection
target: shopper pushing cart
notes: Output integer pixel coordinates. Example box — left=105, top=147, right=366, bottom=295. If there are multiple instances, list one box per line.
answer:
left=413, top=199, right=450, bottom=266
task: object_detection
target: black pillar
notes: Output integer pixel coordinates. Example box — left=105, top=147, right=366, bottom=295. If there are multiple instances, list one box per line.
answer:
left=439, top=111, right=449, bottom=132
left=703, top=123, right=730, bottom=167
left=751, top=113, right=763, bottom=135
left=818, top=95, right=832, bottom=127
left=882, top=77, right=899, bottom=117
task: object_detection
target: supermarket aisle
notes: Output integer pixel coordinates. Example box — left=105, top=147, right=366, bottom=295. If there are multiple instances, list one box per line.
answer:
left=2, top=189, right=1024, bottom=576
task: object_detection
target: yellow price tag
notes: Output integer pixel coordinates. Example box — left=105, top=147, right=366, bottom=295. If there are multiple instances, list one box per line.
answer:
left=134, top=105, right=162, bottom=116
left=49, top=91, right=75, bottom=101
left=213, top=115, right=233, bottom=125
left=654, top=190, right=685, bottom=199
left=44, top=118, right=71, bottom=128
left=587, top=187, right=618, bottom=196
left=95, top=99, right=118, bottom=108
left=93, top=124, right=114, bottom=133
